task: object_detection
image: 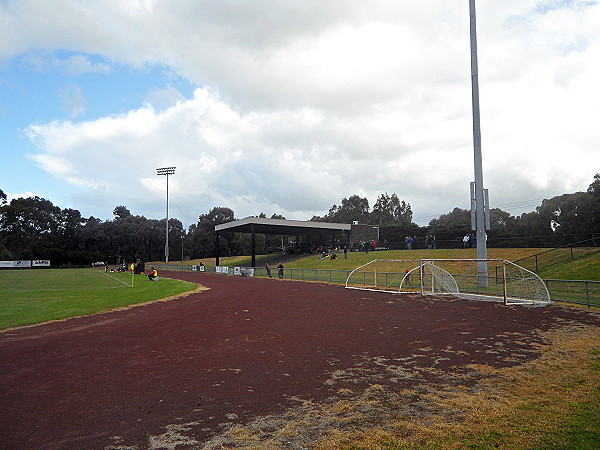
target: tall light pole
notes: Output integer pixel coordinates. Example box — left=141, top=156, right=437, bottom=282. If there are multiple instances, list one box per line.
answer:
left=469, top=0, right=489, bottom=287
left=157, top=166, right=176, bottom=263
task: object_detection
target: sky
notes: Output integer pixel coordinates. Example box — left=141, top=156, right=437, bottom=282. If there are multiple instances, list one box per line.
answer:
left=1, top=0, right=599, bottom=228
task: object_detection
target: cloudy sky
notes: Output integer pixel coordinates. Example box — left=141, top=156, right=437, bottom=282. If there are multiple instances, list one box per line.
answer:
left=1, top=0, right=599, bottom=228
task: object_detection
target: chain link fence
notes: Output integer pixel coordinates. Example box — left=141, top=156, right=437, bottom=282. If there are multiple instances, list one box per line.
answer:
left=156, top=263, right=599, bottom=308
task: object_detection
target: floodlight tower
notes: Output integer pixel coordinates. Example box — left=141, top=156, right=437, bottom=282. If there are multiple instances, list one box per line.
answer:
left=157, top=166, right=176, bottom=263
left=469, top=0, right=489, bottom=287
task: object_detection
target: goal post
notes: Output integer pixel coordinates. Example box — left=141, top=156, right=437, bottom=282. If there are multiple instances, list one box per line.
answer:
left=346, top=258, right=551, bottom=306
left=345, top=259, right=422, bottom=294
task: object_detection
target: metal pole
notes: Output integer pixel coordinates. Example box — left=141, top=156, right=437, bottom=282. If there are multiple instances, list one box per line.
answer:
left=502, top=260, right=508, bottom=306
left=469, top=0, right=488, bottom=287
left=157, top=167, right=176, bottom=264
left=165, top=172, right=169, bottom=263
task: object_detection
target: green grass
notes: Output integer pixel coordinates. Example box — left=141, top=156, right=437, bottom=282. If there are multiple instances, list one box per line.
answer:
left=277, top=248, right=599, bottom=305
left=284, top=248, right=549, bottom=271
left=0, top=268, right=197, bottom=329
left=537, top=251, right=600, bottom=281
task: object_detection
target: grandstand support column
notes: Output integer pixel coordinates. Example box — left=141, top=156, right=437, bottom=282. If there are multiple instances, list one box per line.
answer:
left=469, top=0, right=488, bottom=287
left=215, top=231, right=220, bottom=266
left=251, top=223, right=256, bottom=268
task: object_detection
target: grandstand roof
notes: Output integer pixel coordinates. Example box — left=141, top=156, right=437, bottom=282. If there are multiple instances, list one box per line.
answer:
left=215, top=217, right=351, bottom=236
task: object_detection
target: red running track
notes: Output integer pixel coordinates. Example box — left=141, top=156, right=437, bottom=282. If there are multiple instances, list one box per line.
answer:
left=0, top=271, right=596, bottom=449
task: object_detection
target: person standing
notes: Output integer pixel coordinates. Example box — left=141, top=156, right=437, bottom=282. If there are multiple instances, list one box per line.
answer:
left=463, top=234, right=470, bottom=249
left=265, top=263, right=272, bottom=278
left=277, top=263, right=284, bottom=279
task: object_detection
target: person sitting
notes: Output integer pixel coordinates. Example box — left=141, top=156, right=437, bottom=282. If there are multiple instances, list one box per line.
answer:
left=331, top=253, right=337, bottom=260
left=148, top=267, right=158, bottom=281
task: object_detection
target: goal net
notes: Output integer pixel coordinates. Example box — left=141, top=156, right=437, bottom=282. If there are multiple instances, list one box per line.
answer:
left=345, top=259, right=551, bottom=306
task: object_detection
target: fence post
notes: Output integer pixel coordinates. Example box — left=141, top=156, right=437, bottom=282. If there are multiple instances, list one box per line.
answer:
left=502, top=260, right=508, bottom=306
left=586, top=280, right=590, bottom=308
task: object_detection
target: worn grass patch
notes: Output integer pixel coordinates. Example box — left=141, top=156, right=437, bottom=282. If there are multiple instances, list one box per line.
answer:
left=199, top=323, right=599, bottom=449
left=314, top=325, right=600, bottom=449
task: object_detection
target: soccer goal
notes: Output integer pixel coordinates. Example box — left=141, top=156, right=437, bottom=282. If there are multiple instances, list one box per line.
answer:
left=345, top=259, right=552, bottom=306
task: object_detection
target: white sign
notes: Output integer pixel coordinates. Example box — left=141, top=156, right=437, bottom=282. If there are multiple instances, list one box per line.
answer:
left=240, top=267, right=254, bottom=277
left=32, top=260, right=51, bottom=267
left=0, top=260, right=32, bottom=268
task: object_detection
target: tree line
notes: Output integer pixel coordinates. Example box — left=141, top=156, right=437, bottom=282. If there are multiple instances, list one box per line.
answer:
left=1, top=174, right=599, bottom=266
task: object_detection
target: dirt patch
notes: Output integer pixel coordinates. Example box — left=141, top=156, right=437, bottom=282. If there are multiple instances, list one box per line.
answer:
left=189, top=324, right=599, bottom=449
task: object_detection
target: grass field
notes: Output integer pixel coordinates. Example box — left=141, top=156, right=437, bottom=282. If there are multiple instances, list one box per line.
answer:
left=0, top=268, right=197, bottom=329
left=173, top=247, right=600, bottom=280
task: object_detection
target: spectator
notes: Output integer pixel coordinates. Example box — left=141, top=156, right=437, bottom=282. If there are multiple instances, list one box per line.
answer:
left=148, top=267, right=158, bottom=281
left=463, top=234, right=470, bottom=249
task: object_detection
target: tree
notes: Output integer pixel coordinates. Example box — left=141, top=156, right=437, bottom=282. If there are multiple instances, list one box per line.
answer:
left=323, top=195, right=370, bottom=223
left=388, top=193, right=412, bottom=224
left=427, top=208, right=471, bottom=245
left=57, top=208, right=85, bottom=250
left=188, top=207, right=236, bottom=258
left=0, top=189, right=6, bottom=205
left=587, top=173, right=600, bottom=195
left=113, top=205, right=131, bottom=219
left=371, top=193, right=393, bottom=224
left=0, top=197, right=61, bottom=259
left=587, top=173, right=600, bottom=234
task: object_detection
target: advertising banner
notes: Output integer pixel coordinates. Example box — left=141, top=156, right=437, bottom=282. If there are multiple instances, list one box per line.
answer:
left=0, top=260, right=33, bottom=268
left=32, top=260, right=51, bottom=267
left=240, top=267, right=254, bottom=277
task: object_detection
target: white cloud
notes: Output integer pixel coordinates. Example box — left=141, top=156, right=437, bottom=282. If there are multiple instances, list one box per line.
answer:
left=6, top=191, right=38, bottom=203
left=62, top=54, right=111, bottom=76
left=4, top=0, right=600, bottom=226
left=59, top=83, right=85, bottom=118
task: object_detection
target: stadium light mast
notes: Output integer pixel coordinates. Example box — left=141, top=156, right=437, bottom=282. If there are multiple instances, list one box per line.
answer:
left=157, top=166, right=176, bottom=263
left=469, top=0, right=489, bottom=287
